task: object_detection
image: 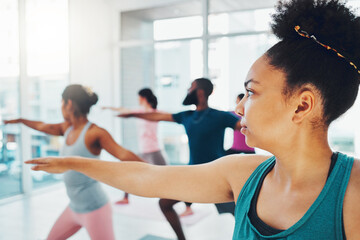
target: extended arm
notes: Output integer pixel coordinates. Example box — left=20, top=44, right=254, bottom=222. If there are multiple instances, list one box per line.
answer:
left=97, top=127, right=145, bottom=162
left=4, top=118, right=69, bottom=136
left=26, top=156, right=266, bottom=203
left=118, top=112, right=174, bottom=122
left=26, top=155, right=264, bottom=204
left=102, top=106, right=131, bottom=114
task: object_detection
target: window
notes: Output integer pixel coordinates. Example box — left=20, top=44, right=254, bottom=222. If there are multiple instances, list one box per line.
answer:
left=0, top=0, right=21, bottom=198
left=26, top=0, right=69, bottom=188
left=0, top=0, right=69, bottom=199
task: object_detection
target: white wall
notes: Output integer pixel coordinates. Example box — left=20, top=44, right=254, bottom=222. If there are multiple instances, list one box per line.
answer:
left=68, top=0, right=116, bottom=127
left=68, top=0, right=121, bottom=159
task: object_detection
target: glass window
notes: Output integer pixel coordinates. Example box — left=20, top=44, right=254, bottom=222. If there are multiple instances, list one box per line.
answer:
left=155, top=40, right=203, bottom=164
left=120, top=45, right=155, bottom=153
left=26, top=0, right=69, bottom=188
left=208, top=34, right=277, bottom=111
left=154, top=16, right=203, bottom=41
left=121, top=0, right=202, bottom=42
left=0, top=0, right=22, bottom=198
left=209, top=8, right=274, bottom=35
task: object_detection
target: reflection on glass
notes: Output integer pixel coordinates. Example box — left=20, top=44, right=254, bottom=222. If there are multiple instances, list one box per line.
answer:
left=26, top=0, right=69, bottom=188
left=155, top=40, right=203, bottom=164
left=0, top=0, right=22, bottom=198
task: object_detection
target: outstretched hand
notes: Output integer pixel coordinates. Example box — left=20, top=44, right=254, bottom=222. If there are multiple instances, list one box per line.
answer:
left=25, top=157, right=70, bottom=174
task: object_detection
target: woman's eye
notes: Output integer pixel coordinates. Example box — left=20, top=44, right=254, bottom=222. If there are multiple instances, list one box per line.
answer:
left=246, top=89, right=254, bottom=97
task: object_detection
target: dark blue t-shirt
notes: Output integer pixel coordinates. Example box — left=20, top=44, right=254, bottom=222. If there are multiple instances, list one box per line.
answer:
left=172, top=108, right=239, bottom=165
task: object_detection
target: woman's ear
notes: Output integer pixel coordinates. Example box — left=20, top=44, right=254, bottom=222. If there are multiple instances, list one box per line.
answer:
left=65, top=99, right=74, bottom=112
left=292, top=89, right=315, bottom=123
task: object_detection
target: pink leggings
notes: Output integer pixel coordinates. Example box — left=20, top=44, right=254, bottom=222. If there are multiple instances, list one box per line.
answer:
left=47, top=203, right=115, bottom=240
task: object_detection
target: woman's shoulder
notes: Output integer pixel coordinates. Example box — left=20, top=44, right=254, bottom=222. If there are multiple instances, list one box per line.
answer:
left=343, top=157, right=360, bottom=238
left=214, top=154, right=271, bottom=201
left=346, top=157, right=360, bottom=192
left=86, top=123, right=111, bottom=138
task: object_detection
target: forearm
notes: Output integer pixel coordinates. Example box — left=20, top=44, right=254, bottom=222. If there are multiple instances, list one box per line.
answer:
left=68, top=157, right=159, bottom=197
left=105, top=107, right=130, bottom=113
left=129, top=113, right=158, bottom=121
left=19, top=119, right=45, bottom=131
left=130, top=112, right=173, bottom=122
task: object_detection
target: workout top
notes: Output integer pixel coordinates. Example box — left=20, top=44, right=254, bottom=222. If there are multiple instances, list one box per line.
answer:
left=229, top=111, right=255, bottom=152
left=172, top=108, right=239, bottom=165
left=61, top=122, right=108, bottom=213
left=135, top=108, right=160, bottom=154
left=233, top=152, right=354, bottom=240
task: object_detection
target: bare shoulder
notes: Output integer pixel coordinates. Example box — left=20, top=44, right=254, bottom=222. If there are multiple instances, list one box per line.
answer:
left=212, top=154, right=271, bottom=202
left=85, top=124, right=112, bottom=142
left=343, top=158, right=360, bottom=239
left=88, top=124, right=109, bottom=135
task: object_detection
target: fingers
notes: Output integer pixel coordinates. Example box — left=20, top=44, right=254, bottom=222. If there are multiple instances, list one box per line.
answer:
left=31, top=164, right=50, bottom=171
left=25, top=159, right=49, bottom=165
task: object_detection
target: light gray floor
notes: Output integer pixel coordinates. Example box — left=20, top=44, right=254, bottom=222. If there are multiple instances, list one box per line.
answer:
left=0, top=183, right=235, bottom=240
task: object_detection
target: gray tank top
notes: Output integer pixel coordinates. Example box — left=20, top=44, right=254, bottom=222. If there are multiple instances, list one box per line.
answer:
left=61, top=121, right=108, bottom=213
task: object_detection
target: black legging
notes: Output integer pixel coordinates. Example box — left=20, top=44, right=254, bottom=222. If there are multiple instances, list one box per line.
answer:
left=159, top=199, right=235, bottom=240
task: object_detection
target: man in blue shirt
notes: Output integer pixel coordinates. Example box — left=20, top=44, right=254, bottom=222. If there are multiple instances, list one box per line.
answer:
left=119, top=78, right=241, bottom=240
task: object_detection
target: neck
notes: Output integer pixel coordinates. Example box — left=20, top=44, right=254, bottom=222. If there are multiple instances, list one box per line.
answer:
left=143, top=103, right=153, bottom=111
left=269, top=127, right=333, bottom=188
left=69, top=115, right=88, bottom=129
left=196, top=102, right=209, bottom=111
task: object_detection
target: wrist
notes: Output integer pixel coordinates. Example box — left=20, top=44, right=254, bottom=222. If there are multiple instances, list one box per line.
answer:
left=62, top=156, right=76, bottom=171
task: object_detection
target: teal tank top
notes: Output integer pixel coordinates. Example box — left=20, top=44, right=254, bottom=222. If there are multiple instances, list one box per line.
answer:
left=233, top=152, right=353, bottom=240
left=61, top=122, right=108, bottom=213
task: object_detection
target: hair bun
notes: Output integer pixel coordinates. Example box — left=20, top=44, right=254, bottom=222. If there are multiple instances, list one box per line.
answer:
left=89, top=93, right=99, bottom=105
left=271, top=0, right=360, bottom=64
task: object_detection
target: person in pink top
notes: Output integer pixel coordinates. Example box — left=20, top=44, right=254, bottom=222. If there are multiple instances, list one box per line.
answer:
left=103, top=88, right=167, bottom=204
left=226, top=94, right=255, bottom=155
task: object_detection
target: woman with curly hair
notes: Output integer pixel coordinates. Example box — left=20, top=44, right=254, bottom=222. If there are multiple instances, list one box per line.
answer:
left=27, top=0, right=360, bottom=239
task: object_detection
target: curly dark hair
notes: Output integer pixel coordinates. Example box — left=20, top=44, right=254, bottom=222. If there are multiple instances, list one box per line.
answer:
left=266, top=0, right=360, bottom=125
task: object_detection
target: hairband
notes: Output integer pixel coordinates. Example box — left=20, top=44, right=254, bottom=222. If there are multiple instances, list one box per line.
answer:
left=294, top=25, right=360, bottom=75
left=82, top=86, right=94, bottom=96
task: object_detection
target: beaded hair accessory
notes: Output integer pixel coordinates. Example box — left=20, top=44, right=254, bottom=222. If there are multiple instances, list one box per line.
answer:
left=294, top=25, right=360, bottom=75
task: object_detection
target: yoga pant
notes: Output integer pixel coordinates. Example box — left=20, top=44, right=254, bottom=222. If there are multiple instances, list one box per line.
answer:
left=139, top=150, right=167, bottom=165
left=47, top=203, right=114, bottom=240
